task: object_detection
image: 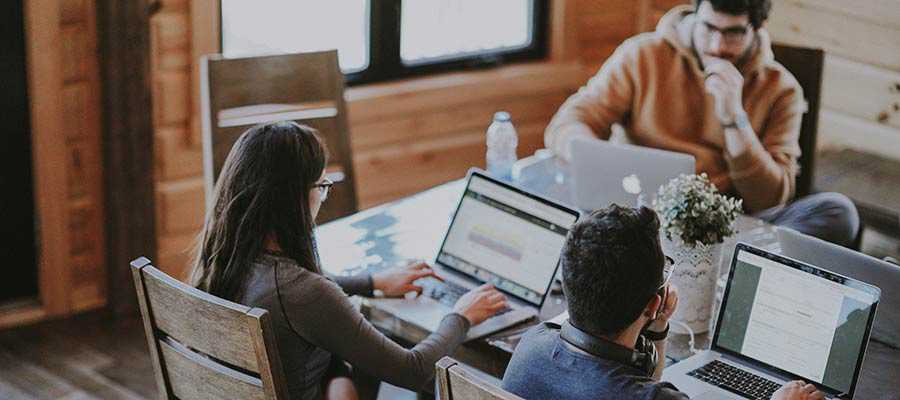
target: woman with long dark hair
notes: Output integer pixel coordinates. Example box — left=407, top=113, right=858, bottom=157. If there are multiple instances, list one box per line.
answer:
left=191, top=121, right=506, bottom=400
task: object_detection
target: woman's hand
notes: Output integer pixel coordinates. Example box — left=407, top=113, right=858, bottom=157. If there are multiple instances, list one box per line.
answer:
left=453, top=284, right=508, bottom=326
left=371, top=261, right=440, bottom=297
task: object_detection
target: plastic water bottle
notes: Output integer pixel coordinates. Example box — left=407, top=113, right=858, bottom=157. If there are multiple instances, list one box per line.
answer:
left=486, top=111, right=518, bottom=181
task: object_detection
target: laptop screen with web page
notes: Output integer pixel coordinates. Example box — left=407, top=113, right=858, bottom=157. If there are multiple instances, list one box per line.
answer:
left=714, top=246, right=880, bottom=396
left=436, top=173, right=578, bottom=306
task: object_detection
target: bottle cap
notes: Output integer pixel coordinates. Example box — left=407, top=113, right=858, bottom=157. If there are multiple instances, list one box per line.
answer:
left=493, top=111, right=511, bottom=122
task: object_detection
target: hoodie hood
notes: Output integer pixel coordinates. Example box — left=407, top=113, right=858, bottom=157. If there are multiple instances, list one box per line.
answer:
left=656, top=5, right=774, bottom=77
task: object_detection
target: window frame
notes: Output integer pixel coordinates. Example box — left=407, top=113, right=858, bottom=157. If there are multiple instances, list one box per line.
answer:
left=219, top=0, right=549, bottom=86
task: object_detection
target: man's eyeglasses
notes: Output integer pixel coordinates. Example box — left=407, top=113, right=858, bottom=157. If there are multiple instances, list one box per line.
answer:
left=699, top=21, right=750, bottom=45
left=313, top=178, right=334, bottom=202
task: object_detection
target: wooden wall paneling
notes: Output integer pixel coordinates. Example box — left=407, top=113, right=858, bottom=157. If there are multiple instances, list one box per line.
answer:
left=347, top=63, right=584, bottom=123
left=61, top=83, right=88, bottom=141
left=351, top=91, right=570, bottom=152
left=155, top=127, right=203, bottom=181
left=153, top=70, right=191, bottom=128
left=24, top=0, right=71, bottom=316
left=190, top=0, right=221, bottom=145
left=60, top=24, right=87, bottom=83
left=818, top=110, right=900, bottom=160
left=822, top=55, right=900, bottom=130
left=158, top=232, right=197, bottom=281
left=354, top=119, right=550, bottom=208
left=550, top=0, right=579, bottom=61
left=767, top=0, right=900, bottom=71
left=155, top=178, right=204, bottom=236
left=780, top=0, right=900, bottom=31
left=59, top=0, right=85, bottom=25
left=98, top=0, right=158, bottom=316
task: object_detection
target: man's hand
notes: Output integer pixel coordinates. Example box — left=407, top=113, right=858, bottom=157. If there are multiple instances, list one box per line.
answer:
left=371, top=261, right=440, bottom=297
left=704, top=58, right=745, bottom=125
left=771, top=380, right=825, bottom=400
left=648, top=285, right=678, bottom=332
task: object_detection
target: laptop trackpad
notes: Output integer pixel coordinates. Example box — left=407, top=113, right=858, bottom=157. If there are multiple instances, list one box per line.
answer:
left=371, top=297, right=449, bottom=332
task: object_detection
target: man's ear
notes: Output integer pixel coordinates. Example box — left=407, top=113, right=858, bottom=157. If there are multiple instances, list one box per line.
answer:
left=643, top=293, right=662, bottom=319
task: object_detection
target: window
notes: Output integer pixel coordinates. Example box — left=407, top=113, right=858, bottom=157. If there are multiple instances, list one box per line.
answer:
left=220, top=0, right=547, bottom=85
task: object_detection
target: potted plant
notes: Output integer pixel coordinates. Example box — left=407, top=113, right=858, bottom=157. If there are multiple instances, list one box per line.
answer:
left=653, top=173, right=742, bottom=334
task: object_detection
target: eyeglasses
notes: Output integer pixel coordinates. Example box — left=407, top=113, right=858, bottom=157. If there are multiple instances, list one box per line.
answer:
left=313, top=178, right=334, bottom=202
left=699, top=21, right=750, bottom=45
left=655, top=255, right=676, bottom=319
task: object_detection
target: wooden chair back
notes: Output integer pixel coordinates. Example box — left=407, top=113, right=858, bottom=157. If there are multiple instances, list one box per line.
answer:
left=436, top=357, right=524, bottom=400
left=200, top=50, right=358, bottom=223
left=771, top=44, right=825, bottom=199
left=131, top=257, right=288, bottom=399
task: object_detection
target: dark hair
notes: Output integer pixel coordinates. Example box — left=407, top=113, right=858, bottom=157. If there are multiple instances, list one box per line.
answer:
left=695, top=0, right=771, bottom=29
left=561, top=205, right=665, bottom=337
left=190, top=121, right=327, bottom=301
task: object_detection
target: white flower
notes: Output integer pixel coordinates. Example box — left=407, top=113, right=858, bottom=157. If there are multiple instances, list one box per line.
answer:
left=652, top=174, right=743, bottom=247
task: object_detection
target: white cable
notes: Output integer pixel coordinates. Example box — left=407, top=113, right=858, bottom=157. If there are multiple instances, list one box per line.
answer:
left=669, top=320, right=699, bottom=355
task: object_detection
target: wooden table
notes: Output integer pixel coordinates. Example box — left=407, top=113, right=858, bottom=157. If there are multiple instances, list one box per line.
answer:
left=316, top=176, right=898, bottom=399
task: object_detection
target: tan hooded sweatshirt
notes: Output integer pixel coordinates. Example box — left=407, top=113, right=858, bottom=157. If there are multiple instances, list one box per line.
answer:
left=545, top=6, right=804, bottom=212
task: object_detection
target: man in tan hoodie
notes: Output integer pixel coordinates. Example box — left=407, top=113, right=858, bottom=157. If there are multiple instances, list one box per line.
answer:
left=546, top=0, right=858, bottom=248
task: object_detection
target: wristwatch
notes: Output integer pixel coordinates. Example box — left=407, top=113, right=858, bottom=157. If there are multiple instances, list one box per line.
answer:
left=642, top=322, right=670, bottom=341
left=722, top=110, right=751, bottom=131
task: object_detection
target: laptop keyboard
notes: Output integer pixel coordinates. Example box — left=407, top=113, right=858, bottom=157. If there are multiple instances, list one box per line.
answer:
left=688, top=360, right=782, bottom=400
left=419, top=278, right=512, bottom=316
left=422, top=279, right=469, bottom=307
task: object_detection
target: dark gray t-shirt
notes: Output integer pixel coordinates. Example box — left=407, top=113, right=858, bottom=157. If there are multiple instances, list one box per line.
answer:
left=502, top=323, right=689, bottom=400
left=238, top=253, right=470, bottom=400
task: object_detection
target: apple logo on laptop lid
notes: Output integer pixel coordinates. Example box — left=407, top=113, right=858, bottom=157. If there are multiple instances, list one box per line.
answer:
left=622, top=174, right=642, bottom=195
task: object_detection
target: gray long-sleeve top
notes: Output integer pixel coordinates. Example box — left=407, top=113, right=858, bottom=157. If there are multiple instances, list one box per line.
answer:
left=238, top=253, right=470, bottom=400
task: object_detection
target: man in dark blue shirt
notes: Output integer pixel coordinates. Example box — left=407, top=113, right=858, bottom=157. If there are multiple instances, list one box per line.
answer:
left=502, top=205, right=823, bottom=400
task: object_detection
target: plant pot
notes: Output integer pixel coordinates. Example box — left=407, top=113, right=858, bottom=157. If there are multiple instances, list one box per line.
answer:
left=662, top=238, right=722, bottom=334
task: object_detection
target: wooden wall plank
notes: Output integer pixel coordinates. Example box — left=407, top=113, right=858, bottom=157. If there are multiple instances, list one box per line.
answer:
left=155, top=128, right=203, bottom=181
left=781, top=0, right=900, bottom=30
left=60, top=24, right=87, bottom=83
left=155, top=178, right=204, bottom=235
left=26, top=0, right=72, bottom=316
left=819, top=110, right=900, bottom=159
left=822, top=55, right=900, bottom=130
left=767, top=0, right=900, bottom=71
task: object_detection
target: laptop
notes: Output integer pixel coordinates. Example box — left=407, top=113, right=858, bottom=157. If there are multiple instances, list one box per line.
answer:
left=663, top=243, right=880, bottom=400
left=568, top=137, right=695, bottom=211
left=777, top=227, right=900, bottom=347
left=374, top=169, right=580, bottom=341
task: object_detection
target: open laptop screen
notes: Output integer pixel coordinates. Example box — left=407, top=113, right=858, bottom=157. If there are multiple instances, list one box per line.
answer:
left=436, top=173, right=578, bottom=306
left=713, top=245, right=880, bottom=396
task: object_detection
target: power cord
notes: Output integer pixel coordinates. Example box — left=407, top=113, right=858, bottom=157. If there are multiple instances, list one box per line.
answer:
left=669, top=320, right=699, bottom=355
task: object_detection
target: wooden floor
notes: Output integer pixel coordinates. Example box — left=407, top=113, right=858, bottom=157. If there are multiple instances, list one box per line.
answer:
left=0, top=312, right=157, bottom=399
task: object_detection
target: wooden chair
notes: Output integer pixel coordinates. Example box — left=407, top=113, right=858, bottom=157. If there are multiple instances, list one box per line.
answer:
left=436, top=357, right=524, bottom=400
left=131, top=257, right=289, bottom=399
left=200, top=50, right=358, bottom=223
left=771, top=44, right=824, bottom=199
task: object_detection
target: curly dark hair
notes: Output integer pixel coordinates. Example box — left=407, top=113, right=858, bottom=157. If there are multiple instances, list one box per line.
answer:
left=695, top=0, right=772, bottom=29
left=561, top=205, right=665, bottom=336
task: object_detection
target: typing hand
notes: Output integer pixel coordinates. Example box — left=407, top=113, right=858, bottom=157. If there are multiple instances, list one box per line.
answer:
left=453, top=284, right=508, bottom=326
left=371, top=261, right=441, bottom=297
left=771, top=381, right=825, bottom=400
left=648, top=285, right=678, bottom=332
left=704, top=57, right=745, bottom=125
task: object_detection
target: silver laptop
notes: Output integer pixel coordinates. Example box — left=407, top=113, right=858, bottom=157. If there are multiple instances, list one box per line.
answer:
left=568, top=137, right=695, bottom=211
left=663, top=243, right=880, bottom=400
left=374, top=169, right=580, bottom=341
left=777, top=227, right=900, bottom=347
